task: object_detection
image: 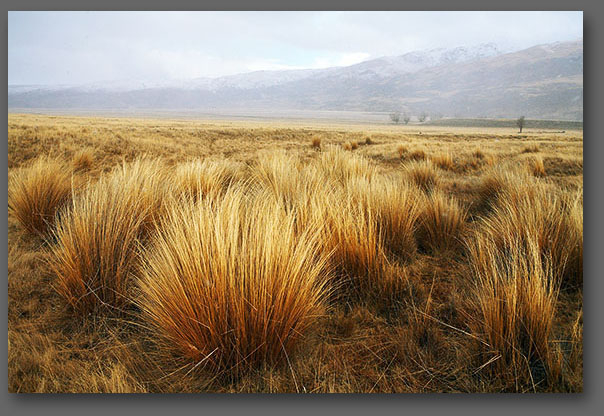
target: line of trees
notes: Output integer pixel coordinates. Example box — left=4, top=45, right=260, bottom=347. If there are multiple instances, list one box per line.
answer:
left=389, top=112, right=423, bottom=125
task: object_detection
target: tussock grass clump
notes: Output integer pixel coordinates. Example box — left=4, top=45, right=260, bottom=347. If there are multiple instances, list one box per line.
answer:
left=72, top=149, right=94, bottom=172
left=521, top=144, right=540, bottom=154
left=173, top=158, right=239, bottom=201
left=8, top=157, right=73, bottom=236
left=404, top=160, right=440, bottom=193
left=324, top=194, right=388, bottom=295
left=311, top=136, right=322, bottom=150
left=48, top=159, right=167, bottom=314
left=473, top=148, right=485, bottom=159
left=476, top=165, right=532, bottom=212
left=431, top=152, right=455, bottom=171
left=137, top=190, right=332, bottom=374
left=529, top=155, right=547, bottom=177
left=322, top=175, right=419, bottom=298
left=253, top=151, right=303, bottom=208
left=416, top=191, right=467, bottom=253
left=364, top=136, right=374, bottom=145
left=364, top=178, right=421, bottom=260
left=350, top=141, right=359, bottom=150
left=467, top=235, right=561, bottom=389
left=397, top=145, right=408, bottom=158
left=480, top=185, right=582, bottom=288
left=319, top=146, right=376, bottom=184
left=408, top=149, right=427, bottom=161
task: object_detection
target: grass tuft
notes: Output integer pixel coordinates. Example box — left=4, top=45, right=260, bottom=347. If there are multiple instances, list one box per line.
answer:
left=8, top=157, right=73, bottom=236
left=404, top=160, right=440, bottom=193
left=48, top=159, right=167, bottom=314
left=137, top=189, right=332, bottom=374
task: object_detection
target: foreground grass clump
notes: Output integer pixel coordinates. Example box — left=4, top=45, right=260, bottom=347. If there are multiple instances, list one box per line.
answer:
left=467, top=234, right=561, bottom=390
left=319, top=145, right=376, bottom=184
left=72, top=149, right=94, bottom=172
left=416, top=191, right=467, bottom=254
left=476, top=165, right=532, bottom=212
left=8, top=157, right=73, bottom=236
left=481, top=184, right=582, bottom=288
left=404, top=160, right=440, bottom=193
left=431, top=152, right=455, bottom=171
left=173, top=158, right=239, bottom=201
left=7, top=114, right=583, bottom=393
left=529, top=155, right=547, bottom=177
left=48, top=159, right=167, bottom=314
left=137, top=190, right=332, bottom=375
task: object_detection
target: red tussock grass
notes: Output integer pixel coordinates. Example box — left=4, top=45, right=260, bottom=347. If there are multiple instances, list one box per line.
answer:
left=137, top=189, right=332, bottom=375
left=8, top=157, right=73, bottom=236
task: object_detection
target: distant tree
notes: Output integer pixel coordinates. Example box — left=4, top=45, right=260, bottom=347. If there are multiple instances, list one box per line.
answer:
left=418, top=112, right=428, bottom=123
left=516, top=116, right=526, bottom=133
left=389, top=112, right=401, bottom=124
left=402, top=114, right=410, bottom=125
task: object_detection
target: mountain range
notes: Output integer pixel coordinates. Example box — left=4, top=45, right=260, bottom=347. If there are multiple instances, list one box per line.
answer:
left=8, top=40, right=583, bottom=120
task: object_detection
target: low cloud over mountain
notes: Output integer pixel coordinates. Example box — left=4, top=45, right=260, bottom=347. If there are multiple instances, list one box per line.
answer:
left=8, top=40, right=583, bottom=120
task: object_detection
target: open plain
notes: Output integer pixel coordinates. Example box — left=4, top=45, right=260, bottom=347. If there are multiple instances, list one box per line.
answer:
left=7, top=113, right=583, bottom=393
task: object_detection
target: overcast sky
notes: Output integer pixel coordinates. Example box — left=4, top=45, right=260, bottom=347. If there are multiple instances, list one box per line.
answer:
left=8, top=11, right=583, bottom=86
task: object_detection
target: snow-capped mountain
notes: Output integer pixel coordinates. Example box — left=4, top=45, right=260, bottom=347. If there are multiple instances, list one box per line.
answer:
left=8, top=40, right=583, bottom=120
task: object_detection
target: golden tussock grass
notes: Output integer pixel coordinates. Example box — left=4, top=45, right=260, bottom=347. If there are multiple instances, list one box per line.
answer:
left=48, top=159, right=168, bottom=314
left=521, top=144, right=540, bottom=153
left=72, top=149, right=94, bottom=172
left=137, top=189, right=332, bottom=375
left=319, top=145, right=376, bottom=184
left=367, top=178, right=421, bottom=260
left=408, top=149, right=427, bottom=161
left=416, top=191, right=467, bottom=253
left=479, top=184, right=582, bottom=289
left=8, top=114, right=583, bottom=393
left=404, top=160, right=440, bottom=193
left=397, top=144, right=408, bottom=158
left=8, top=157, right=74, bottom=236
left=476, top=165, right=532, bottom=212
left=529, top=155, right=547, bottom=177
left=466, top=234, right=561, bottom=390
left=311, top=136, right=322, bottom=150
left=323, top=188, right=387, bottom=292
left=431, top=152, right=455, bottom=171
left=173, top=158, right=239, bottom=201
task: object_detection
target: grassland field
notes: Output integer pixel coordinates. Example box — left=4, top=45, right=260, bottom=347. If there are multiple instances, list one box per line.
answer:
left=7, top=113, right=583, bottom=393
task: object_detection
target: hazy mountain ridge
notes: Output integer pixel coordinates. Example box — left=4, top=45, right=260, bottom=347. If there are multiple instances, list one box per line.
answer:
left=8, top=40, right=583, bottom=120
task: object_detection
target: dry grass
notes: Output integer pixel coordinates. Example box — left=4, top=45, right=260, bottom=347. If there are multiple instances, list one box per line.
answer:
left=311, top=136, right=322, bottom=150
left=431, top=152, right=455, bottom=171
left=173, top=158, right=239, bottom=201
left=522, top=144, right=540, bottom=153
left=48, top=159, right=167, bottom=314
left=466, top=235, right=561, bottom=390
left=416, top=191, right=467, bottom=253
left=8, top=157, right=74, bottom=236
left=408, top=149, right=427, bottom=161
left=479, top=183, right=582, bottom=289
left=72, top=149, right=94, bottom=172
left=530, top=155, right=547, bottom=177
left=473, top=148, right=485, bottom=159
left=397, top=144, right=408, bottom=158
left=8, top=113, right=583, bottom=393
left=404, top=160, right=440, bottom=193
left=137, top=189, right=332, bottom=375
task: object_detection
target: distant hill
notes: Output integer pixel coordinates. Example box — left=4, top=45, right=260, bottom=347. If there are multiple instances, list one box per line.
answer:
left=8, top=40, right=583, bottom=120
